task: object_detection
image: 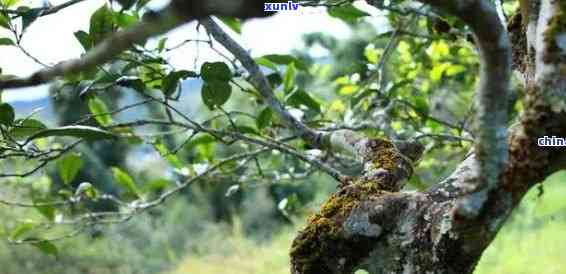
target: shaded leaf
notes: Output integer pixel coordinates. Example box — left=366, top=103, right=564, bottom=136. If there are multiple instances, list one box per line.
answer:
left=201, top=62, right=232, bottom=82
left=9, top=119, right=47, bottom=139
left=57, top=153, right=83, bottom=185
left=266, top=72, right=283, bottom=88
left=286, top=89, right=321, bottom=113
left=89, top=5, right=115, bottom=45
left=256, top=107, right=273, bottom=129
left=328, top=4, right=370, bottom=23
left=201, top=81, right=232, bottom=110
left=162, top=70, right=197, bottom=97
left=21, top=8, right=42, bottom=31
left=0, top=12, right=10, bottom=29
left=0, top=103, right=15, bottom=125
left=33, top=241, right=58, bottom=257
left=26, top=125, right=116, bottom=141
left=0, top=37, right=14, bottom=46
left=74, top=30, right=92, bottom=51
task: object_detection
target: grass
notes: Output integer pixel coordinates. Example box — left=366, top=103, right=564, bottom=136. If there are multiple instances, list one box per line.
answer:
left=167, top=172, right=566, bottom=274
left=168, top=219, right=293, bottom=274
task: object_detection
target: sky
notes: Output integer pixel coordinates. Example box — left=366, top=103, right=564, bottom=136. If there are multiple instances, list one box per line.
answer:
left=0, top=0, right=381, bottom=102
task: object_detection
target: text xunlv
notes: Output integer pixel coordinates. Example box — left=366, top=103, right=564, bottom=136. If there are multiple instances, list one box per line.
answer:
left=264, top=1, right=301, bottom=11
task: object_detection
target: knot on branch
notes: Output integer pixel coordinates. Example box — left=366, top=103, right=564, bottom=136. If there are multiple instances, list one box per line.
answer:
left=290, top=138, right=423, bottom=274
left=359, top=138, right=423, bottom=192
left=290, top=181, right=386, bottom=274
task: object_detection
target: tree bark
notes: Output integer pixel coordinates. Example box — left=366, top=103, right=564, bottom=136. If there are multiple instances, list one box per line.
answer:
left=289, top=1, right=566, bottom=273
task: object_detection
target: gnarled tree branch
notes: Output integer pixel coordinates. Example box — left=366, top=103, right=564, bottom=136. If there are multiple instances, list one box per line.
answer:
left=0, top=0, right=270, bottom=90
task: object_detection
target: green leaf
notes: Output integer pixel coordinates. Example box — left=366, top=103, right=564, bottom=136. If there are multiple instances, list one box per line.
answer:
left=256, top=107, right=273, bottom=129
left=21, top=8, right=42, bottom=31
left=218, top=16, right=242, bottom=34
left=201, top=62, right=232, bottom=82
left=26, top=125, right=116, bottom=142
left=0, top=103, right=15, bottom=125
left=9, top=119, right=47, bottom=139
left=1, top=0, right=20, bottom=7
left=33, top=241, right=58, bottom=257
left=286, top=89, right=321, bottom=113
left=157, top=37, right=167, bottom=53
left=283, top=62, right=297, bottom=93
left=237, top=125, right=258, bottom=135
left=143, top=178, right=170, bottom=193
left=74, top=31, right=92, bottom=51
left=32, top=201, right=55, bottom=221
left=89, top=5, right=115, bottom=45
left=154, top=139, right=183, bottom=168
left=413, top=96, right=430, bottom=117
left=255, top=57, right=278, bottom=71
left=0, top=12, right=10, bottom=29
left=116, top=13, right=138, bottom=28
left=0, top=37, right=14, bottom=46
left=183, top=134, right=215, bottom=151
left=88, top=97, right=113, bottom=126
left=111, top=167, right=139, bottom=197
left=328, top=4, right=370, bottom=23
left=260, top=54, right=307, bottom=71
left=162, top=70, right=197, bottom=97
left=9, top=222, right=34, bottom=241
left=57, top=153, right=83, bottom=185
left=201, top=81, right=232, bottom=110
left=266, top=72, right=283, bottom=88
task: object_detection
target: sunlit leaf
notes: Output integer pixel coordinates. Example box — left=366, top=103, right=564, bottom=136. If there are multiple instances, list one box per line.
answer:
left=283, top=62, right=297, bottom=93
left=9, top=222, right=34, bottom=241
left=218, top=16, right=241, bottom=34
left=111, top=167, right=140, bottom=197
left=88, top=97, right=113, bottom=126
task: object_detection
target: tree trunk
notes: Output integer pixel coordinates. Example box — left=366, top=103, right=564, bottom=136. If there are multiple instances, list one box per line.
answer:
left=290, top=1, right=566, bottom=273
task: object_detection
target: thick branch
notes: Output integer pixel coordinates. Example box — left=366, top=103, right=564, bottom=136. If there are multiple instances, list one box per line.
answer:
left=378, top=0, right=512, bottom=217
left=199, top=17, right=328, bottom=149
left=0, top=0, right=271, bottom=90
left=0, top=7, right=187, bottom=90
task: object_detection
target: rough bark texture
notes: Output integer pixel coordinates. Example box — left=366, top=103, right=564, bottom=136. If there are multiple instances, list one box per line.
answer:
left=289, top=1, right=566, bottom=273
